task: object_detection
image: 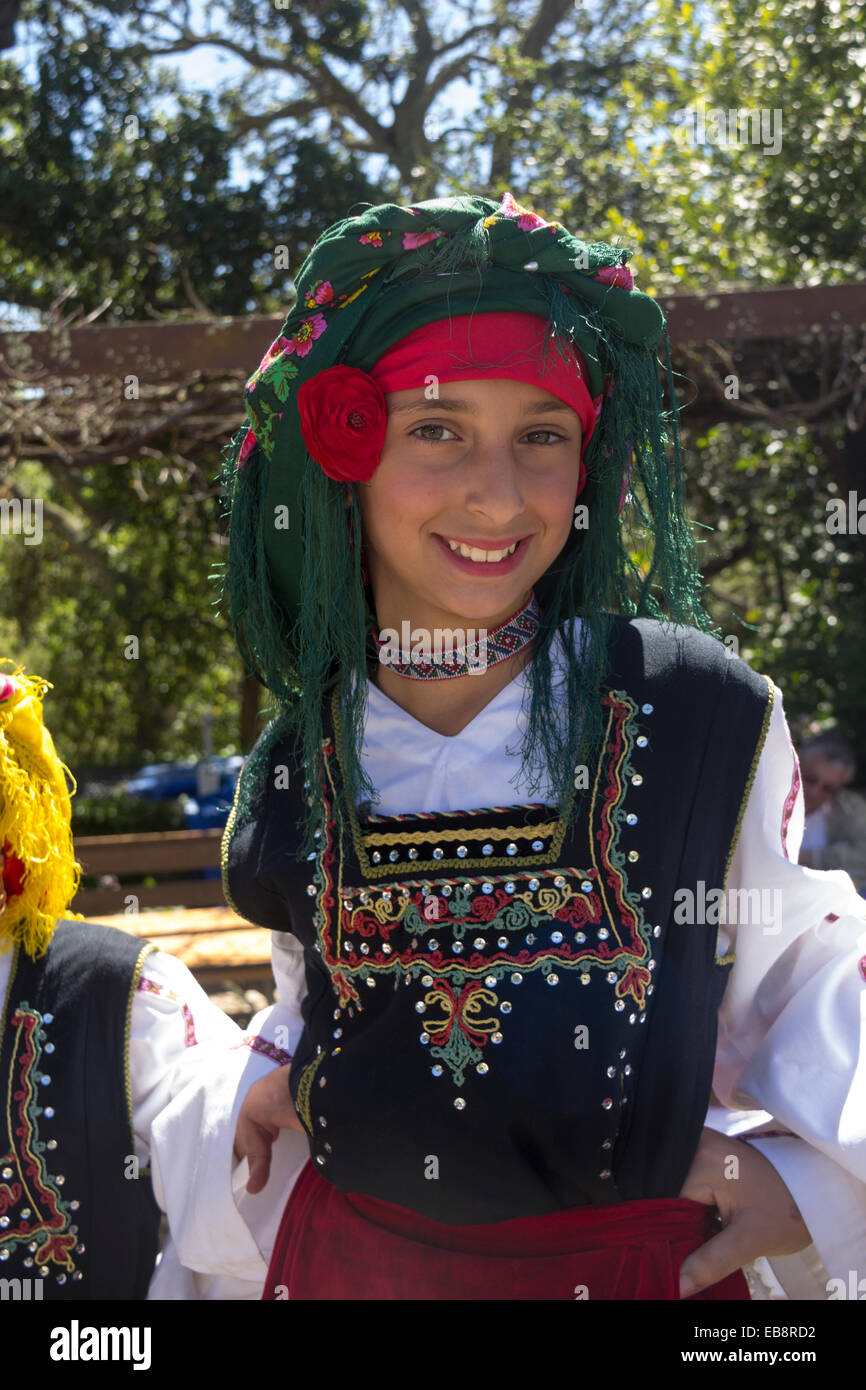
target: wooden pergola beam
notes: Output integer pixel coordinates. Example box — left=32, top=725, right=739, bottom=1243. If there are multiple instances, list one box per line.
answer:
left=2, top=283, right=865, bottom=382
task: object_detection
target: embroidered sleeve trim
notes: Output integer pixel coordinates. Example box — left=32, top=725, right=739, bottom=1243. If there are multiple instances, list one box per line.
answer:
left=237, top=1035, right=294, bottom=1067
left=136, top=975, right=198, bottom=1047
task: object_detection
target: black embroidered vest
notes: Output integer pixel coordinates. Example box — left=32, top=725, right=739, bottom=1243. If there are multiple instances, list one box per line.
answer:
left=0, top=920, right=161, bottom=1297
left=224, top=617, right=772, bottom=1224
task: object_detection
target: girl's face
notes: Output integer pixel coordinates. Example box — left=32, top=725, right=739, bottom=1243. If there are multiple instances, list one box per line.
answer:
left=356, top=377, right=582, bottom=628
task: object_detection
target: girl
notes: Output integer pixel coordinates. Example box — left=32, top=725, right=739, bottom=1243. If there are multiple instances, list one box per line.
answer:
left=0, top=663, right=268, bottom=1299
left=218, top=191, right=866, bottom=1300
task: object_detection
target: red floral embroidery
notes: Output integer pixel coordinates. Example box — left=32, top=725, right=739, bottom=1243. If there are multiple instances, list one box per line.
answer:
left=497, top=190, right=557, bottom=233
left=616, top=963, right=652, bottom=1011
left=303, top=280, right=334, bottom=308
left=330, top=970, right=361, bottom=1007
left=285, top=312, right=328, bottom=358
left=237, top=427, right=257, bottom=469
left=137, top=975, right=197, bottom=1046
left=250, top=334, right=291, bottom=381
left=401, top=228, right=445, bottom=250
left=423, top=980, right=499, bottom=1048
left=1, top=1009, right=80, bottom=1274
left=593, top=263, right=635, bottom=290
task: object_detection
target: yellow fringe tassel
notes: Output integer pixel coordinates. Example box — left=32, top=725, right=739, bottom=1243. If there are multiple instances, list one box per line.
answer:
left=0, top=662, right=84, bottom=959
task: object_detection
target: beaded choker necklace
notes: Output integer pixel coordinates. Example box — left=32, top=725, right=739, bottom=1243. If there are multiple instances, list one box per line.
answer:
left=371, top=593, right=541, bottom=680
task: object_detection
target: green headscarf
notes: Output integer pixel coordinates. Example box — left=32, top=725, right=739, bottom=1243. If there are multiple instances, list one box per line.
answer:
left=218, top=190, right=714, bottom=857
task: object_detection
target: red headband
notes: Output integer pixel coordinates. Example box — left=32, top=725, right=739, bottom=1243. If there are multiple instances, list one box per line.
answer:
left=370, top=311, right=599, bottom=468
left=297, top=311, right=602, bottom=493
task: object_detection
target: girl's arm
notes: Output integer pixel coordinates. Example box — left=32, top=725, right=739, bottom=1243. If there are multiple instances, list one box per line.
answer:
left=707, top=684, right=866, bottom=1294
left=136, top=946, right=308, bottom=1298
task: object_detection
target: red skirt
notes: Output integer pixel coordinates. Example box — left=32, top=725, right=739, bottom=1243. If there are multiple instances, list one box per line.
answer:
left=263, top=1160, right=750, bottom=1301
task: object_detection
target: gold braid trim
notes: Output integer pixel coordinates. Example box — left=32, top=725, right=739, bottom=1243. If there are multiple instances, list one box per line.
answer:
left=331, top=685, right=583, bottom=878
left=716, top=673, right=775, bottom=966
left=295, top=1051, right=324, bottom=1135
left=220, top=768, right=245, bottom=919
left=124, top=941, right=157, bottom=1155
left=361, top=821, right=560, bottom=847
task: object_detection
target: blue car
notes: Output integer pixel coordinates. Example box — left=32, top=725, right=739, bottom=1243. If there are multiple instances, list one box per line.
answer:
left=124, top=756, right=245, bottom=838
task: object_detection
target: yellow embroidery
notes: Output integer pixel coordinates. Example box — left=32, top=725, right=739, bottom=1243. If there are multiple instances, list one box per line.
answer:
left=220, top=771, right=245, bottom=919
left=587, top=693, right=642, bottom=954
left=295, top=1052, right=325, bottom=1134
left=124, top=943, right=156, bottom=1148
left=362, top=821, right=560, bottom=847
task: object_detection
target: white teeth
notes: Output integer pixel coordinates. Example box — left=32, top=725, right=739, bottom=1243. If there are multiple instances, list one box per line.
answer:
left=445, top=539, right=519, bottom=562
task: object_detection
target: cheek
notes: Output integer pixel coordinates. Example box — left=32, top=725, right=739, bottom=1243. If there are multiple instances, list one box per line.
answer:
left=361, top=466, right=438, bottom=553
left=533, top=466, right=581, bottom=535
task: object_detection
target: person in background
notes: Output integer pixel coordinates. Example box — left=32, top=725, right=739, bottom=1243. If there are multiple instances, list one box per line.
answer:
left=798, top=730, right=866, bottom=895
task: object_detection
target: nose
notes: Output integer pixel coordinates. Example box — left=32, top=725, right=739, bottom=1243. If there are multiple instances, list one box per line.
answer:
left=462, top=439, right=526, bottom=522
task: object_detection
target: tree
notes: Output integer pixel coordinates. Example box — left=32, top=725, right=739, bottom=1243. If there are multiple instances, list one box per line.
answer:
left=1, top=0, right=864, bottom=768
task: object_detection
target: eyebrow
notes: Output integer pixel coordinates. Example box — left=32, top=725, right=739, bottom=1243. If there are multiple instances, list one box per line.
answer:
left=388, top=395, right=578, bottom=417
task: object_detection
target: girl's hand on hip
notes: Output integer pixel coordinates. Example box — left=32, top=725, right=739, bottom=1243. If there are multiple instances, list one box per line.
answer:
left=677, top=1126, right=811, bottom=1297
left=234, top=1062, right=305, bottom=1194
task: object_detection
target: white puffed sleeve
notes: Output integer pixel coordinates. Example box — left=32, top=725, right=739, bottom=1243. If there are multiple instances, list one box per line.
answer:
left=711, top=682, right=866, bottom=1295
left=133, top=944, right=309, bottom=1300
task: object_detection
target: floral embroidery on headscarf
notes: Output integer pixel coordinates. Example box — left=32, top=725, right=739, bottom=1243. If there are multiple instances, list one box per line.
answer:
left=259, top=354, right=298, bottom=402
left=237, top=427, right=258, bottom=468
left=359, top=231, right=387, bottom=246
left=285, top=312, right=328, bottom=357
left=242, top=400, right=282, bottom=460
left=246, top=334, right=290, bottom=390
left=304, top=280, right=335, bottom=309
left=402, top=227, right=445, bottom=250
left=497, top=189, right=557, bottom=232
left=594, top=263, right=636, bottom=291
left=246, top=338, right=300, bottom=400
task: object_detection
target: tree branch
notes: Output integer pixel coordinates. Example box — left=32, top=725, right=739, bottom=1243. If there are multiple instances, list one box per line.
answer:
left=122, top=27, right=394, bottom=151
left=487, top=0, right=578, bottom=188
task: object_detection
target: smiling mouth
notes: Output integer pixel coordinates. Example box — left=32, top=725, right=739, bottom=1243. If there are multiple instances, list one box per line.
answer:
left=440, top=537, right=526, bottom=563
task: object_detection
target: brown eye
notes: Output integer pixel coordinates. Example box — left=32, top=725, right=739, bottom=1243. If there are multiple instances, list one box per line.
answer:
left=410, top=423, right=457, bottom=442
left=523, top=430, right=566, bottom=445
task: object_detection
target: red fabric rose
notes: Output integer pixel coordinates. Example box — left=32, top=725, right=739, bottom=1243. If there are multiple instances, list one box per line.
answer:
left=2, top=841, right=26, bottom=897
left=297, top=365, right=387, bottom=483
